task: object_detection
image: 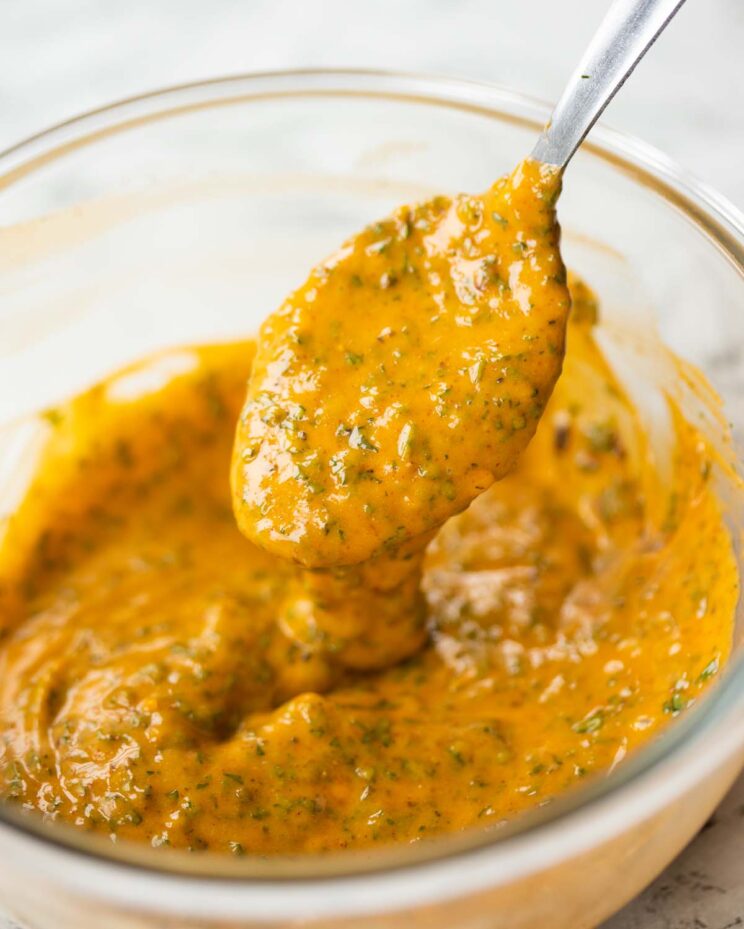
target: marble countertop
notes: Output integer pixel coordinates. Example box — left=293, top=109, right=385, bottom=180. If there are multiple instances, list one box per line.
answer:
left=2, top=0, right=743, bottom=207
left=0, top=1, right=741, bottom=927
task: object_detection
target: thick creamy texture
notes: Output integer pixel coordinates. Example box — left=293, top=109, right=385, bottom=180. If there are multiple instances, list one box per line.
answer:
left=233, top=160, right=570, bottom=672
left=0, top=280, right=737, bottom=854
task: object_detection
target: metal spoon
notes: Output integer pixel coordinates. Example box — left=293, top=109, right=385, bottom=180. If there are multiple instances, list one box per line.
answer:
left=532, top=0, right=686, bottom=168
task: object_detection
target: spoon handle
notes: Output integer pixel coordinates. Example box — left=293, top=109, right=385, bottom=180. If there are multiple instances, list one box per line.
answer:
left=531, top=0, right=686, bottom=168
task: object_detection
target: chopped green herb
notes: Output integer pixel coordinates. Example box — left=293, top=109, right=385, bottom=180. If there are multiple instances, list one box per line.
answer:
left=573, top=710, right=604, bottom=734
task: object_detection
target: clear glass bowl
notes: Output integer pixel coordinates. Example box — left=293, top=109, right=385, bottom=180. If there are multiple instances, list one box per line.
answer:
left=0, top=70, right=742, bottom=929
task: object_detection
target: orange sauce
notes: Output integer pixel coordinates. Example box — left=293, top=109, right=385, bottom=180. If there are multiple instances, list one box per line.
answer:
left=0, top=277, right=737, bottom=854
left=233, top=159, right=570, bottom=676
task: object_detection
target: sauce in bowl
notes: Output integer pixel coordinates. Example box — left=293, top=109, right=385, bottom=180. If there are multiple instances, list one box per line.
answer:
left=0, top=274, right=736, bottom=853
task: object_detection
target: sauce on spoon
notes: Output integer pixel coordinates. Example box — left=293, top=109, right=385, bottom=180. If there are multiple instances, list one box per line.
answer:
left=232, top=159, right=570, bottom=674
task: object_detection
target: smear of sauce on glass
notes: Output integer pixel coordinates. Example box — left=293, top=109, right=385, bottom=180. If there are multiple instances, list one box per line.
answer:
left=232, top=160, right=570, bottom=674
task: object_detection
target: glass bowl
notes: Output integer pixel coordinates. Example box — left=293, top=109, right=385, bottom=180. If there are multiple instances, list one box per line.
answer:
left=0, top=70, right=742, bottom=929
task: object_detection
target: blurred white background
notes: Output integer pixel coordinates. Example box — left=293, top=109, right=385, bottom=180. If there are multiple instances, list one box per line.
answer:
left=1, top=0, right=743, bottom=204
left=0, top=3, right=742, bottom=928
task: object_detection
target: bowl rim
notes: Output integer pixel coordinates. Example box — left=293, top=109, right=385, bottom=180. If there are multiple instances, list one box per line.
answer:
left=0, top=67, right=742, bottom=918
left=1, top=67, right=742, bottom=259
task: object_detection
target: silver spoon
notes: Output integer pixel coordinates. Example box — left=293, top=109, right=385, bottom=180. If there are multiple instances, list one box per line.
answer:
left=532, top=0, right=686, bottom=168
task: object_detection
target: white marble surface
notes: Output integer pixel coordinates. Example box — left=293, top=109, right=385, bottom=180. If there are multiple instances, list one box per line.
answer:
left=0, top=1, right=742, bottom=927
left=2, top=0, right=743, bottom=207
